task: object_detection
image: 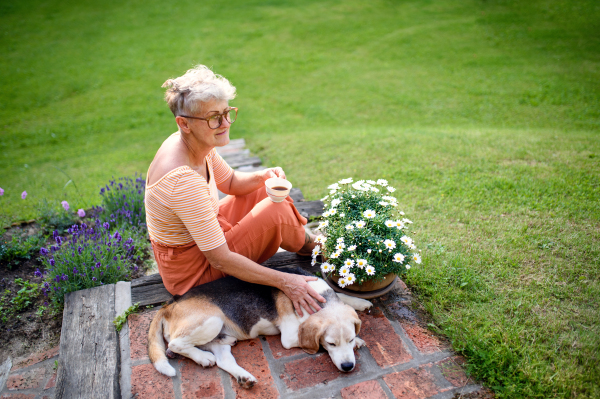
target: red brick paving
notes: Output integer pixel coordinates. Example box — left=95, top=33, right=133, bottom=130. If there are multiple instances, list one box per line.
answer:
left=437, top=356, right=470, bottom=387
left=10, top=347, right=59, bottom=372
left=280, top=352, right=360, bottom=391
left=43, top=371, right=57, bottom=390
left=341, top=380, right=387, bottom=399
left=360, top=307, right=412, bottom=367
left=131, top=363, right=175, bottom=398
left=229, top=339, right=279, bottom=399
left=129, top=309, right=158, bottom=360
left=401, top=322, right=446, bottom=354
left=180, top=359, right=224, bottom=399
left=6, top=368, right=46, bottom=390
left=383, top=366, right=442, bottom=399
left=265, top=335, right=304, bottom=359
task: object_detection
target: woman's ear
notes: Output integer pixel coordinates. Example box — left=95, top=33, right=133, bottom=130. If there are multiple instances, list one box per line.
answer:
left=298, top=314, right=328, bottom=355
left=175, top=116, right=191, bottom=134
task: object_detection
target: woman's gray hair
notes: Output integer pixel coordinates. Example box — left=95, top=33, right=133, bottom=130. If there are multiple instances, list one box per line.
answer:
left=162, top=65, right=236, bottom=117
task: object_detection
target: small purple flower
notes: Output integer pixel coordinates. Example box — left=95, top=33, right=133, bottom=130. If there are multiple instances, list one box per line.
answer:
left=44, top=301, right=48, bottom=306
left=73, top=267, right=78, bottom=274
left=21, top=191, right=27, bottom=199
left=61, top=274, right=68, bottom=281
left=82, top=223, right=87, bottom=229
left=103, top=222, right=110, bottom=230
left=95, top=262, right=101, bottom=269
left=0, top=187, right=4, bottom=196
left=61, top=200, right=69, bottom=211
left=113, top=256, right=117, bottom=261
left=100, top=187, right=105, bottom=194
left=34, top=269, right=43, bottom=278
left=78, top=246, right=83, bottom=255
left=119, top=183, right=123, bottom=189
left=44, top=282, right=50, bottom=288
left=51, top=245, right=58, bottom=253
left=117, top=266, right=121, bottom=270
left=56, top=236, right=62, bottom=245
left=53, top=230, right=59, bottom=240
left=78, top=209, right=86, bottom=217
left=92, top=277, right=97, bottom=281
left=40, top=247, right=49, bottom=255
left=49, top=258, right=55, bottom=266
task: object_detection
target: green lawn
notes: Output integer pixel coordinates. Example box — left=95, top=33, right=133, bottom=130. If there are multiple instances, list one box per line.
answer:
left=1, top=0, right=599, bottom=397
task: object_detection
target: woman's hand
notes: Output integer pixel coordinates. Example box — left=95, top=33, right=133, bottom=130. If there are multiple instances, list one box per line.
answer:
left=279, top=274, right=326, bottom=317
left=262, top=167, right=286, bottom=180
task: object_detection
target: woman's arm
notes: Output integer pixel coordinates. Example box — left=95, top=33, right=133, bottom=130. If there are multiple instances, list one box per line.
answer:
left=218, top=167, right=286, bottom=196
left=203, top=242, right=325, bottom=317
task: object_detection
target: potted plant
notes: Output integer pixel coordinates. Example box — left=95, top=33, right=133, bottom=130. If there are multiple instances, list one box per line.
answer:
left=312, top=178, right=420, bottom=298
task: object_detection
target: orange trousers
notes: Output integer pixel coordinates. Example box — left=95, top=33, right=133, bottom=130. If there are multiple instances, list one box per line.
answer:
left=152, top=186, right=308, bottom=296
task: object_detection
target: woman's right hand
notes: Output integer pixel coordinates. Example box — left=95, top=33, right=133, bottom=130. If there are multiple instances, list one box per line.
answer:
left=279, top=273, right=326, bottom=317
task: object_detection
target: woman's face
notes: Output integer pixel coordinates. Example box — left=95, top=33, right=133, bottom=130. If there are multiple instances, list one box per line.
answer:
left=187, top=98, right=232, bottom=149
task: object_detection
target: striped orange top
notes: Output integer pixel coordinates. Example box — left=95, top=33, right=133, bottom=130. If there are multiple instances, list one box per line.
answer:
left=145, top=148, right=234, bottom=251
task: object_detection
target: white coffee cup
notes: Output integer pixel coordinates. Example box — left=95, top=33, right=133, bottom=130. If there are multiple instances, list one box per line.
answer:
left=265, top=178, right=292, bottom=203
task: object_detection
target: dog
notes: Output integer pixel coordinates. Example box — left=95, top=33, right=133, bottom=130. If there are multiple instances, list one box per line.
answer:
left=148, top=266, right=372, bottom=388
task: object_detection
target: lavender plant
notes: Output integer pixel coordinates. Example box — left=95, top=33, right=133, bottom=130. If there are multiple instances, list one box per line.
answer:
left=98, top=175, right=146, bottom=230
left=38, top=221, right=140, bottom=310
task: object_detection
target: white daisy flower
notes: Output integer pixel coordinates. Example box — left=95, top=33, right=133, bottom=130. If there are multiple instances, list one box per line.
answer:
left=345, top=273, right=356, bottom=285
left=312, top=246, right=321, bottom=256
left=367, top=249, right=372, bottom=254
left=321, top=195, right=329, bottom=201
left=365, top=266, right=376, bottom=275
left=406, top=264, right=411, bottom=270
left=382, top=195, right=396, bottom=202
left=356, top=259, right=368, bottom=268
left=393, top=253, right=405, bottom=263
left=412, top=253, right=422, bottom=264
left=316, top=220, right=329, bottom=230
left=351, top=195, right=356, bottom=198
left=321, top=262, right=332, bottom=273
left=329, top=208, right=337, bottom=216
left=377, top=179, right=388, bottom=186
left=402, top=218, right=413, bottom=224
left=351, top=182, right=364, bottom=191
left=395, top=220, right=405, bottom=229
left=322, top=210, right=330, bottom=217
left=337, top=237, right=345, bottom=243
left=348, top=245, right=357, bottom=251
left=329, top=189, right=337, bottom=195
left=338, top=277, right=348, bottom=288
left=330, top=251, right=341, bottom=259
left=345, top=224, right=354, bottom=230
left=384, top=239, right=396, bottom=249
left=379, top=201, right=389, bottom=206
left=355, top=220, right=366, bottom=228
left=387, top=186, right=396, bottom=192
left=370, top=187, right=379, bottom=192
left=339, top=178, right=353, bottom=184
left=366, top=180, right=376, bottom=184
left=328, top=183, right=340, bottom=190
left=340, top=213, right=345, bottom=218
left=331, top=198, right=342, bottom=207
left=315, top=235, right=327, bottom=244
left=399, top=211, right=405, bottom=216
left=339, top=266, right=351, bottom=276
left=335, top=243, right=346, bottom=251
left=311, top=258, right=317, bottom=266
left=385, top=220, right=396, bottom=227
left=400, top=235, right=413, bottom=245
left=363, top=209, right=376, bottom=219
left=409, top=243, right=417, bottom=250
left=343, top=259, right=355, bottom=267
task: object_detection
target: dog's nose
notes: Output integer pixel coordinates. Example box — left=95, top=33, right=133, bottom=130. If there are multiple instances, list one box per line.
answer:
left=341, top=362, right=354, bottom=372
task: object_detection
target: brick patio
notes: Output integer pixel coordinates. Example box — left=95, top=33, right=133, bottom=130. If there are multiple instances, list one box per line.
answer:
left=124, top=280, right=481, bottom=399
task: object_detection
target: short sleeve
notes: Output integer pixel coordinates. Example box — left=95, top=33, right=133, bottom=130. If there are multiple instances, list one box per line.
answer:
left=168, top=170, right=226, bottom=251
left=209, top=148, right=234, bottom=185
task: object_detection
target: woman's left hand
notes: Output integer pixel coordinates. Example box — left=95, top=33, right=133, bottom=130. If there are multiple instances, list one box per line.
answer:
left=263, top=167, right=286, bottom=180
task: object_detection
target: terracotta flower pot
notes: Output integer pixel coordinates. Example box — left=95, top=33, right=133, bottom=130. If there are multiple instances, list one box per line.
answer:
left=325, top=272, right=398, bottom=299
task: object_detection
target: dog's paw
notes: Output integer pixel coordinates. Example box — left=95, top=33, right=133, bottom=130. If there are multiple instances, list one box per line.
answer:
left=354, top=337, right=366, bottom=349
left=216, top=334, right=238, bottom=346
left=236, top=373, right=257, bottom=389
left=336, top=293, right=373, bottom=311
left=154, top=360, right=177, bottom=377
left=195, top=352, right=216, bottom=368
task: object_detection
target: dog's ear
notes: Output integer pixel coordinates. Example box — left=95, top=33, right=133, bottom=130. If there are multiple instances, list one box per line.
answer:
left=353, top=314, right=362, bottom=336
left=298, top=314, right=328, bottom=355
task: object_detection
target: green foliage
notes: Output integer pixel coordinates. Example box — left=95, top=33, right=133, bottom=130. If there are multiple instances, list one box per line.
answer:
left=0, top=230, right=45, bottom=269
left=36, top=199, right=78, bottom=235
left=0, top=278, right=40, bottom=323
left=113, top=302, right=140, bottom=332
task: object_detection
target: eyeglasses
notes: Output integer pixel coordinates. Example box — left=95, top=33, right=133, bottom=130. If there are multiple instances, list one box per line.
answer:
left=180, top=107, right=238, bottom=129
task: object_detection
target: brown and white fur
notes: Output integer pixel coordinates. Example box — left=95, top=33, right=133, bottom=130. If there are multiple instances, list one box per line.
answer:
left=147, top=267, right=372, bottom=388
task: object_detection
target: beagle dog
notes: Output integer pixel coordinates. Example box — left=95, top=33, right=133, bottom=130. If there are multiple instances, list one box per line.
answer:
left=148, top=267, right=372, bottom=388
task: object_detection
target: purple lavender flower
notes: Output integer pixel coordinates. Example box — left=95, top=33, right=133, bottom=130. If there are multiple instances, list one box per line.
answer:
left=102, top=222, right=110, bottom=230
left=44, top=282, right=50, bottom=288
left=49, top=258, right=55, bottom=266
left=21, top=191, right=27, bottom=199
left=119, top=183, right=123, bottom=189
left=34, top=269, right=42, bottom=278
left=53, top=230, right=59, bottom=240
left=78, top=209, right=86, bottom=217
left=61, top=200, right=69, bottom=211
left=92, top=277, right=97, bottom=281
left=113, top=256, right=117, bottom=261
left=100, top=187, right=105, bottom=194
left=0, top=187, right=4, bottom=196
left=40, top=247, right=49, bottom=255
left=82, top=223, right=87, bottom=229
left=51, top=245, right=58, bottom=253
left=61, top=274, right=68, bottom=281
left=95, top=262, right=101, bottom=269
left=78, top=246, right=83, bottom=255
left=56, top=236, right=62, bottom=245
left=73, top=267, right=78, bottom=274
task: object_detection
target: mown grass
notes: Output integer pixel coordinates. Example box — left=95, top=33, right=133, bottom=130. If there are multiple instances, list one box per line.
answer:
left=0, top=0, right=598, bottom=397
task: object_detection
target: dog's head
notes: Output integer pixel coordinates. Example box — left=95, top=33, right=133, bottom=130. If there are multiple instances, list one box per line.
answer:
left=298, top=304, right=361, bottom=372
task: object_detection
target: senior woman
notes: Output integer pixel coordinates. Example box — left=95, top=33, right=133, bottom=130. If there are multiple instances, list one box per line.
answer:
left=145, top=65, right=324, bottom=316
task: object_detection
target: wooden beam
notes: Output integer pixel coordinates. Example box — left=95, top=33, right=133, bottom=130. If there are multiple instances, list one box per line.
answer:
left=55, top=285, right=120, bottom=398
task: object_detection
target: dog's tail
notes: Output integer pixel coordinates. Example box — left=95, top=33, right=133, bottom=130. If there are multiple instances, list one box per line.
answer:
left=148, top=306, right=176, bottom=377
